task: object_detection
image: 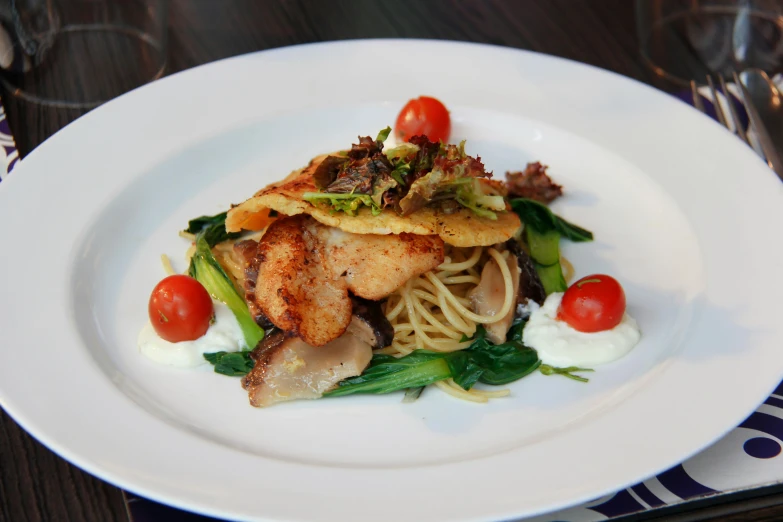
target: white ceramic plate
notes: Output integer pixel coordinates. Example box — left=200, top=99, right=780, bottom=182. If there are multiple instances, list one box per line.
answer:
left=1, top=40, right=782, bottom=522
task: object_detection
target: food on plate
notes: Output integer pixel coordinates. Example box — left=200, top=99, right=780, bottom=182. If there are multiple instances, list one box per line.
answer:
left=138, top=299, right=244, bottom=368
left=243, top=329, right=373, bottom=407
left=557, top=274, right=626, bottom=333
left=523, top=276, right=641, bottom=367
left=234, top=214, right=444, bottom=347
left=394, top=95, right=451, bottom=143
left=505, top=162, right=563, bottom=203
left=137, top=97, right=642, bottom=407
left=148, top=275, right=213, bottom=342
left=225, top=129, right=520, bottom=247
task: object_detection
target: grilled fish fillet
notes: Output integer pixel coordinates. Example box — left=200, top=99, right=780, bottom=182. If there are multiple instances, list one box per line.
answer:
left=240, top=215, right=444, bottom=346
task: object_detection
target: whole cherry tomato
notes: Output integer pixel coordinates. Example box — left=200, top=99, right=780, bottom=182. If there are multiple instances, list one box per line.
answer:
left=557, top=274, right=626, bottom=333
left=395, top=96, right=451, bottom=143
left=148, top=275, right=213, bottom=343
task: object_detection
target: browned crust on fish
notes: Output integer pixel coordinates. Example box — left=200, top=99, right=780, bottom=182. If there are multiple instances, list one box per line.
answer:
left=252, top=215, right=352, bottom=346
left=240, top=215, right=444, bottom=346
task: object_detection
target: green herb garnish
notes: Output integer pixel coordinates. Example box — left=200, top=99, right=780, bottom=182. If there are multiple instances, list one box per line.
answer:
left=539, top=364, right=594, bottom=382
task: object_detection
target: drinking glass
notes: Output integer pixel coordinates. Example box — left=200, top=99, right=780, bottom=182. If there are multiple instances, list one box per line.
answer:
left=0, top=0, right=169, bottom=109
left=636, top=0, right=783, bottom=89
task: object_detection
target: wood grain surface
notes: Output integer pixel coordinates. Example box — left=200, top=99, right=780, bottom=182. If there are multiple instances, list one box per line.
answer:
left=0, top=1, right=780, bottom=521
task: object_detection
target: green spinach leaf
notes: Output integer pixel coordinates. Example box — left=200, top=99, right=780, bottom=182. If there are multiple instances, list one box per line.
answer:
left=507, top=318, right=527, bottom=343
left=446, top=350, right=485, bottom=390
left=510, top=198, right=593, bottom=242
left=327, top=325, right=542, bottom=397
left=459, top=326, right=541, bottom=386
left=324, top=351, right=452, bottom=397
left=184, top=211, right=242, bottom=248
left=203, top=351, right=255, bottom=377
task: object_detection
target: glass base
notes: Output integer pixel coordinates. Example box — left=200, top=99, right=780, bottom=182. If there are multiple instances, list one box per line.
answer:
left=1, top=24, right=166, bottom=109
left=640, top=5, right=783, bottom=88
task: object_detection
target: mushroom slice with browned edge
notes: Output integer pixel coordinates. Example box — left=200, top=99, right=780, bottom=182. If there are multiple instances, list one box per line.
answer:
left=242, top=330, right=373, bottom=407
left=348, top=296, right=395, bottom=349
left=505, top=239, right=546, bottom=306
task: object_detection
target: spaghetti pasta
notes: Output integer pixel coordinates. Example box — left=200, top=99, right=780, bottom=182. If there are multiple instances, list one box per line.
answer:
left=382, top=244, right=519, bottom=401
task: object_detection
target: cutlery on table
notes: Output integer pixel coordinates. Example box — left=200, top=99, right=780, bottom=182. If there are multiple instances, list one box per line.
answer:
left=691, top=72, right=783, bottom=181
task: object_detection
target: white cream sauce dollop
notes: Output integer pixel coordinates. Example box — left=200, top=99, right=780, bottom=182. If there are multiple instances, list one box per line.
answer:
left=138, top=300, right=245, bottom=368
left=522, top=292, right=641, bottom=367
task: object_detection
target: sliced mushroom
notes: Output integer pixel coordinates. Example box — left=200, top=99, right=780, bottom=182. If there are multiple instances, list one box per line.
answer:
left=468, top=247, right=521, bottom=344
left=242, top=329, right=372, bottom=408
left=347, top=296, right=394, bottom=349
left=505, top=239, right=546, bottom=306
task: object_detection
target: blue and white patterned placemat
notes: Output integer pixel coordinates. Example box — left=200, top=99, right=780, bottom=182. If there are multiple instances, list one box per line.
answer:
left=1, top=89, right=781, bottom=522
left=0, top=103, right=19, bottom=178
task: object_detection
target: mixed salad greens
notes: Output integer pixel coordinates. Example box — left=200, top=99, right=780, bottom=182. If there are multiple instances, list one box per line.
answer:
left=303, top=128, right=506, bottom=219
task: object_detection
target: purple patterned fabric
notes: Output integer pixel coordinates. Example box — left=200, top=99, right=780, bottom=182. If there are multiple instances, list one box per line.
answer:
left=0, top=98, right=18, bottom=179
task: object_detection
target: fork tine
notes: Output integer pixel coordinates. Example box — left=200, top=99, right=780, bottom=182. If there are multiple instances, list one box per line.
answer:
left=734, top=71, right=783, bottom=176
left=706, top=76, right=729, bottom=127
left=719, top=74, right=750, bottom=144
left=690, top=80, right=706, bottom=113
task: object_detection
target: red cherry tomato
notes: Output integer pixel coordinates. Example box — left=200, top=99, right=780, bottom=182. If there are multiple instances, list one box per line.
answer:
left=148, top=275, right=213, bottom=343
left=395, top=96, right=451, bottom=143
left=557, top=274, right=626, bottom=333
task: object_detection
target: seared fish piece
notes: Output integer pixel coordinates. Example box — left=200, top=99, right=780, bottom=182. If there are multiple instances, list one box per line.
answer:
left=250, top=215, right=351, bottom=347
left=232, top=239, right=274, bottom=329
left=242, top=329, right=372, bottom=407
left=317, top=224, right=445, bottom=301
left=241, top=215, right=444, bottom=347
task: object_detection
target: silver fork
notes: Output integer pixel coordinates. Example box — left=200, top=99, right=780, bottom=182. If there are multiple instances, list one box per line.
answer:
left=691, top=74, right=783, bottom=177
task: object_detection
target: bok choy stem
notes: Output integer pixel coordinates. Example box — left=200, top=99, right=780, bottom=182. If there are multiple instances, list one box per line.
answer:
left=188, top=234, right=264, bottom=350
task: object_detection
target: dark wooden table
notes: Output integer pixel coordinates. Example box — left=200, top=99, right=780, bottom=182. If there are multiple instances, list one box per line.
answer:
left=0, top=1, right=780, bottom=521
